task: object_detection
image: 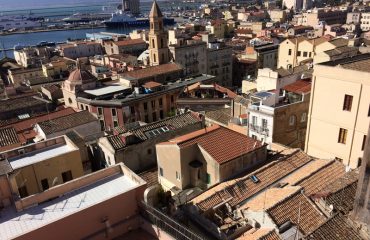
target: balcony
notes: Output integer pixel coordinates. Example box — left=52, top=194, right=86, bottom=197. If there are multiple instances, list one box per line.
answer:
left=249, top=124, right=269, bottom=136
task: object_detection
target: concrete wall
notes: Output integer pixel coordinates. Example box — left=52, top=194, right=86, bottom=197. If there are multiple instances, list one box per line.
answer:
left=9, top=147, right=84, bottom=198
left=305, top=64, right=370, bottom=168
left=15, top=186, right=145, bottom=240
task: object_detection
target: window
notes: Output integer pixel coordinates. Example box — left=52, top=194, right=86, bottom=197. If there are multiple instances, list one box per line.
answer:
left=62, top=171, right=73, bottom=183
left=153, top=53, right=156, bottom=62
left=111, top=108, right=117, bottom=117
left=159, top=98, right=163, bottom=107
left=358, top=158, right=362, bottom=168
left=303, top=52, right=308, bottom=57
left=98, top=107, right=103, bottom=116
left=206, top=173, right=211, bottom=184
left=288, top=49, right=292, bottom=55
left=309, top=52, right=312, bottom=57
left=160, top=110, right=164, bottom=119
left=41, top=179, right=49, bottom=191
left=262, top=118, right=268, bottom=130
left=144, top=102, right=148, bottom=111
left=144, top=115, right=149, bottom=122
left=343, top=95, right=353, bottom=111
left=99, top=120, right=105, bottom=131
left=152, top=112, right=157, bottom=122
left=176, top=171, right=180, bottom=180
left=289, top=115, right=296, bottom=126
left=68, top=98, right=73, bottom=104
left=297, top=51, right=301, bottom=56
left=18, top=186, right=28, bottom=198
left=151, top=100, right=155, bottom=108
left=151, top=39, right=155, bottom=48
left=113, top=120, right=119, bottom=128
left=338, top=128, right=348, bottom=144
left=171, top=95, right=174, bottom=103
left=159, top=167, right=163, bottom=176
left=252, top=134, right=257, bottom=140
left=368, top=104, right=370, bottom=117
left=130, top=106, right=135, bottom=114
left=161, top=39, right=163, bottom=48
left=301, top=112, right=307, bottom=122
left=362, top=135, right=367, bottom=151
left=252, top=116, right=257, bottom=126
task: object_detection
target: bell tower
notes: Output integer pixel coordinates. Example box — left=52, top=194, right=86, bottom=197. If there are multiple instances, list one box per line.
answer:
left=148, top=1, right=169, bottom=66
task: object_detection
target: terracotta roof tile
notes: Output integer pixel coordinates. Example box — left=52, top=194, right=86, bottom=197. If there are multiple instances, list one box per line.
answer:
left=283, top=79, right=311, bottom=94
left=123, top=63, right=182, bottom=80
left=312, top=170, right=359, bottom=214
left=1, top=108, right=75, bottom=133
left=237, top=228, right=281, bottom=240
left=267, top=192, right=326, bottom=235
left=205, top=108, right=231, bottom=126
left=38, top=110, right=97, bottom=135
left=114, top=39, right=146, bottom=46
left=0, top=127, right=19, bottom=148
left=192, top=150, right=312, bottom=211
left=306, top=214, right=363, bottom=240
left=172, top=125, right=263, bottom=164
left=138, top=168, right=159, bottom=187
left=283, top=159, right=333, bottom=185
left=108, top=112, right=202, bottom=150
left=293, top=161, right=346, bottom=196
left=242, top=186, right=302, bottom=211
left=143, top=81, right=162, bottom=89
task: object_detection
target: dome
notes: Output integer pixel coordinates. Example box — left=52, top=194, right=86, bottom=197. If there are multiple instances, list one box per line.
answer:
left=67, top=69, right=96, bottom=83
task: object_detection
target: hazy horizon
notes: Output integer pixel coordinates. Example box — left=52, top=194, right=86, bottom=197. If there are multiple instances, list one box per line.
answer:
left=0, top=0, right=156, bottom=11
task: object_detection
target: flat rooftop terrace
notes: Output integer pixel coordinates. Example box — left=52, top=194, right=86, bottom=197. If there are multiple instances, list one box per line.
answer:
left=0, top=172, right=137, bottom=239
left=8, top=143, right=75, bottom=170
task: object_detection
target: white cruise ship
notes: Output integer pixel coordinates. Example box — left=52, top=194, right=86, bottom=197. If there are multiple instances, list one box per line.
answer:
left=0, top=15, right=41, bottom=31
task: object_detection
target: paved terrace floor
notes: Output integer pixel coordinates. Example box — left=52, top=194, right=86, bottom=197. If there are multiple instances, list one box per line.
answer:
left=0, top=173, right=137, bottom=239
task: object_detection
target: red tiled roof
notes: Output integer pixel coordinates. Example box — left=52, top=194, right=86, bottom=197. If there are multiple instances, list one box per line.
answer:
left=143, top=81, right=162, bottom=89
left=294, top=161, right=346, bottom=196
left=1, top=108, right=76, bottom=133
left=214, top=84, right=237, bottom=98
left=193, top=150, right=312, bottom=211
left=114, top=39, right=146, bottom=46
left=123, top=63, right=182, bottom=79
left=168, top=125, right=263, bottom=164
left=283, top=79, right=311, bottom=94
left=267, top=192, right=326, bottom=235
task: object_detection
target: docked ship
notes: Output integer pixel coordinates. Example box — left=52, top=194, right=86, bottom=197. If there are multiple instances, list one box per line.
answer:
left=103, top=11, right=175, bottom=27
left=103, top=0, right=174, bottom=28
left=62, top=13, right=112, bottom=23
left=0, top=15, right=42, bottom=31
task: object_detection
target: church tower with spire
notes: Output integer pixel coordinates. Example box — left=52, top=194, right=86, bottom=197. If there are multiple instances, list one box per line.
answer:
left=148, top=1, right=169, bottom=66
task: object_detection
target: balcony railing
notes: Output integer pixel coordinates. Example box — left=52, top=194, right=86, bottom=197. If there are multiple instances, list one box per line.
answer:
left=249, top=124, right=269, bottom=136
left=139, top=201, right=205, bottom=240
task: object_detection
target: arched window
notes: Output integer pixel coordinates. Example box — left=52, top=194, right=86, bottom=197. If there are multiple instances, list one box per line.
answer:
left=68, top=98, right=73, bottom=104
left=153, top=53, right=156, bottom=62
left=152, top=39, right=155, bottom=48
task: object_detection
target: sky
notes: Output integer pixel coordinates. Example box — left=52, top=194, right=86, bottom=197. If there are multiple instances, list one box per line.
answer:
left=0, top=0, right=158, bottom=10
left=0, top=0, right=119, bottom=11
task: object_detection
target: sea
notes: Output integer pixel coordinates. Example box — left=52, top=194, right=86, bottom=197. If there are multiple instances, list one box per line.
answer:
left=0, top=1, right=200, bottom=58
